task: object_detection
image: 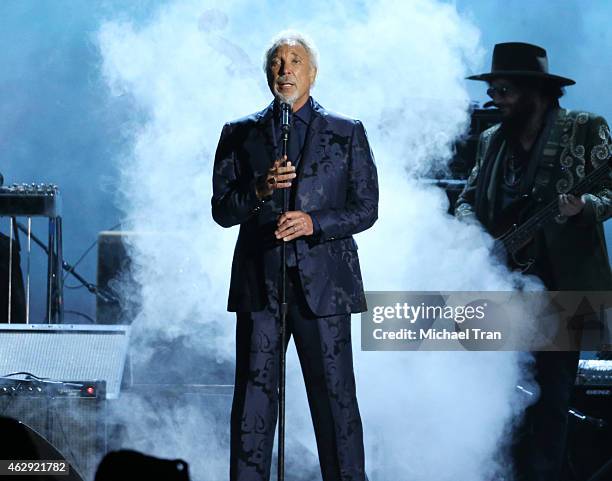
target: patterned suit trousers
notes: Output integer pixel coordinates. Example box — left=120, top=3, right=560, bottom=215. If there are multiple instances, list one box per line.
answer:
left=230, top=268, right=366, bottom=481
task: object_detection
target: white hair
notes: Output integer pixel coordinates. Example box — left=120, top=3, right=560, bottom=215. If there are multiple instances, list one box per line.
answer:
left=262, top=30, right=319, bottom=75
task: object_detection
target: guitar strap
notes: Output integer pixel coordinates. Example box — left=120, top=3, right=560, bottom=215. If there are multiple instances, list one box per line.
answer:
left=485, top=138, right=506, bottom=225
left=530, top=109, right=571, bottom=203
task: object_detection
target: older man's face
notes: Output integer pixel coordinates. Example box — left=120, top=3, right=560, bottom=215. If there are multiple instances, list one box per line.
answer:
left=267, top=42, right=316, bottom=110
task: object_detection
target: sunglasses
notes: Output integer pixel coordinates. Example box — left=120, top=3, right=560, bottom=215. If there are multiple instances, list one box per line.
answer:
left=486, top=85, right=517, bottom=98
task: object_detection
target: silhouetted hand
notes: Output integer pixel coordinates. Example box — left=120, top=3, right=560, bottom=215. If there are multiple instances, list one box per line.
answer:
left=558, top=194, right=585, bottom=217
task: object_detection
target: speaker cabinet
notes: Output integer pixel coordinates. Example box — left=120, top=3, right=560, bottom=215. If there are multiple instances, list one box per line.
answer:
left=0, top=384, right=106, bottom=481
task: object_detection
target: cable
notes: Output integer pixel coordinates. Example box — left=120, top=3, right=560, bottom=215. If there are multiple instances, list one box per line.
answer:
left=1, top=373, right=83, bottom=388
left=1, top=372, right=44, bottom=379
left=587, top=458, right=612, bottom=481
left=15, top=221, right=118, bottom=300
left=62, top=222, right=122, bottom=282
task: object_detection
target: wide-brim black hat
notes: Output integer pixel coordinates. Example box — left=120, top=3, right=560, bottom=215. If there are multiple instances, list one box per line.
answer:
left=467, top=42, right=575, bottom=86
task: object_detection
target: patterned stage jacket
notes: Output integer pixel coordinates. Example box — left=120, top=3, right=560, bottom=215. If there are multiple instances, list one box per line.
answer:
left=455, top=108, right=612, bottom=290
left=212, top=99, right=379, bottom=316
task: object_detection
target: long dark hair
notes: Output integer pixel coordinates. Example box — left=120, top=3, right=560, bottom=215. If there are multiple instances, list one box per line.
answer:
left=512, top=77, right=565, bottom=106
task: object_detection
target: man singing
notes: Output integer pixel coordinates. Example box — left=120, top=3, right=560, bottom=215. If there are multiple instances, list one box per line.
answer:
left=456, top=42, right=612, bottom=480
left=212, top=31, right=378, bottom=481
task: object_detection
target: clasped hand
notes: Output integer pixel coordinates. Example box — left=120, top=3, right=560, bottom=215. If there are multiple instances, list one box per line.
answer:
left=255, top=156, right=313, bottom=241
left=275, top=210, right=314, bottom=241
left=256, top=156, right=296, bottom=199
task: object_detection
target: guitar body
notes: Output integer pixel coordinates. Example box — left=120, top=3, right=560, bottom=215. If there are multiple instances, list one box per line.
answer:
left=490, top=196, right=537, bottom=272
left=485, top=156, right=609, bottom=274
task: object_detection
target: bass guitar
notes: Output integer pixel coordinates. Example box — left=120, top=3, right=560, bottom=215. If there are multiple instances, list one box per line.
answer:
left=490, top=158, right=611, bottom=270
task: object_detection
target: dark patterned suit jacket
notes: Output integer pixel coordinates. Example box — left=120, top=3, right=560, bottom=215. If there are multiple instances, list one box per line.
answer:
left=212, top=99, right=379, bottom=316
left=455, top=108, right=612, bottom=290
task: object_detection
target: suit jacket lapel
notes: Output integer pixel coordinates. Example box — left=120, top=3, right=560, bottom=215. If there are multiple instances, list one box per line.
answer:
left=475, top=127, right=504, bottom=225
left=295, top=101, right=328, bottom=209
left=256, top=102, right=278, bottom=168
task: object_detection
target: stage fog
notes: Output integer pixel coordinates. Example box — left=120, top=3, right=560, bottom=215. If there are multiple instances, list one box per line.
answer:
left=1, top=0, right=611, bottom=480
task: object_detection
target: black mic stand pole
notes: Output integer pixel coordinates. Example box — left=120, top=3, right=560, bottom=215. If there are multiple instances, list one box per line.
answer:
left=278, top=101, right=291, bottom=481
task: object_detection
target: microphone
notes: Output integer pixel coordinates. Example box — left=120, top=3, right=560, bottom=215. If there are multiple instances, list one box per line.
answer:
left=280, top=102, right=291, bottom=163
left=280, top=102, right=291, bottom=134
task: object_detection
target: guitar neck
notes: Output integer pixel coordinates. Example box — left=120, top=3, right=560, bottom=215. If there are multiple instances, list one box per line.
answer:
left=500, top=159, right=611, bottom=255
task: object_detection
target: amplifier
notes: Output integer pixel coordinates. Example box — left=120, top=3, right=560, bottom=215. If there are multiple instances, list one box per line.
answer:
left=96, top=231, right=139, bottom=324
left=0, top=378, right=106, bottom=481
left=0, top=323, right=130, bottom=399
left=576, top=360, right=612, bottom=386
left=563, top=361, right=612, bottom=481
left=0, top=377, right=105, bottom=398
left=449, top=106, right=503, bottom=179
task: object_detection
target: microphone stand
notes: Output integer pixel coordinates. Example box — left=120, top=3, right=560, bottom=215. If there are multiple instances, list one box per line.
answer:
left=278, top=101, right=291, bottom=481
left=14, top=221, right=118, bottom=304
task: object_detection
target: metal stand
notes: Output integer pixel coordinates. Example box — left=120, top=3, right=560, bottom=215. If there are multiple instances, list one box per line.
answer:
left=0, top=184, right=64, bottom=323
left=46, top=215, right=63, bottom=323
left=277, top=102, right=291, bottom=481
left=15, top=222, right=118, bottom=305
left=587, top=457, right=612, bottom=481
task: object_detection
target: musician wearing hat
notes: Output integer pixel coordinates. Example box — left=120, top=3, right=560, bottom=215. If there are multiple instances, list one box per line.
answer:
left=455, top=42, right=612, bottom=480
